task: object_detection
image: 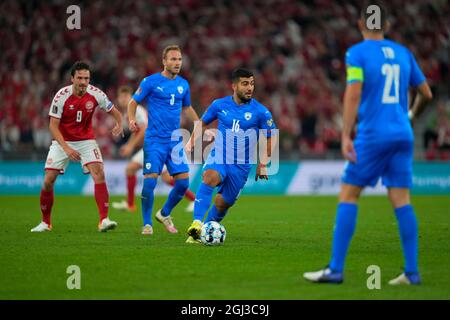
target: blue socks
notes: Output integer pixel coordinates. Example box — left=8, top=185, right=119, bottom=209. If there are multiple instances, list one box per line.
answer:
left=205, top=205, right=228, bottom=223
left=141, top=177, right=157, bottom=226
left=161, top=178, right=189, bottom=217
left=329, top=203, right=358, bottom=273
left=395, top=205, right=419, bottom=274
left=328, top=202, right=419, bottom=275
left=193, top=183, right=214, bottom=221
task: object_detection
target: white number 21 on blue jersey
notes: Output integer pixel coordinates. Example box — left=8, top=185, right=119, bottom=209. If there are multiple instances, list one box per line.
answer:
left=381, top=63, right=400, bottom=104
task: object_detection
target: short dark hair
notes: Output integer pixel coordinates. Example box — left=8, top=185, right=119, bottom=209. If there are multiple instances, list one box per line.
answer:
left=360, top=2, right=388, bottom=31
left=70, top=61, right=91, bottom=77
left=231, top=68, right=254, bottom=83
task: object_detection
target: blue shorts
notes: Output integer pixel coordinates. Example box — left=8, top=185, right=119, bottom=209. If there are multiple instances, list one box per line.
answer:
left=342, top=139, right=413, bottom=188
left=203, top=163, right=249, bottom=206
left=143, top=138, right=189, bottom=176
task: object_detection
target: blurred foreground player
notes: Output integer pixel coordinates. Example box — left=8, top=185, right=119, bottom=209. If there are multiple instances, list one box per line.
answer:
left=31, top=61, right=123, bottom=232
left=303, top=5, right=432, bottom=285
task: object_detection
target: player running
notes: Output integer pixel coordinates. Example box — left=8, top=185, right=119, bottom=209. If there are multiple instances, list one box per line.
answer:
left=185, top=68, right=277, bottom=244
left=303, top=5, right=433, bottom=285
left=31, top=61, right=123, bottom=233
left=111, top=86, right=196, bottom=213
left=128, top=45, right=200, bottom=235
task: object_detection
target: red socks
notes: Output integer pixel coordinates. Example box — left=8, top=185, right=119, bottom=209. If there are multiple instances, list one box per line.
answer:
left=94, top=182, right=109, bottom=222
left=127, top=175, right=137, bottom=207
left=184, top=189, right=196, bottom=202
left=40, top=189, right=54, bottom=225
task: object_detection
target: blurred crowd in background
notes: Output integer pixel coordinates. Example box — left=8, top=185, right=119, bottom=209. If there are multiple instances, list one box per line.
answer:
left=0, top=0, right=449, bottom=161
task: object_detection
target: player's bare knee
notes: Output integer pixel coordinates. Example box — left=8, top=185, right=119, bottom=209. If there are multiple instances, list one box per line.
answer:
left=43, top=171, right=58, bottom=191
left=339, top=184, right=362, bottom=203
left=126, top=162, right=139, bottom=176
left=91, top=169, right=105, bottom=184
left=202, top=170, right=220, bottom=187
left=43, top=177, right=56, bottom=191
left=215, top=195, right=230, bottom=212
left=388, top=188, right=410, bottom=208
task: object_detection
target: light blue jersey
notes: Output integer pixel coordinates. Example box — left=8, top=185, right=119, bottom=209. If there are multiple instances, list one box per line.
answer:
left=132, top=73, right=191, bottom=142
left=202, top=96, right=276, bottom=172
left=346, top=39, right=426, bottom=142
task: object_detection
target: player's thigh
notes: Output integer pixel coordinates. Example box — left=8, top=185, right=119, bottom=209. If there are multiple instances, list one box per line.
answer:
left=341, top=141, right=390, bottom=187
left=74, top=140, right=103, bottom=174
left=44, top=141, right=69, bottom=174
left=127, top=149, right=143, bottom=175
left=143, top=141, right=167, bottom=175
left=382, top=141, right=413, bottom=189
left=130, top=149, right=144, bottom=167
left=218, top=168, right=248, bottom=206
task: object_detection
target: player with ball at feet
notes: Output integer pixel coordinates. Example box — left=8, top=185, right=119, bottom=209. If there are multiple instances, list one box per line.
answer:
left=185, top=68, right=277, bottom=244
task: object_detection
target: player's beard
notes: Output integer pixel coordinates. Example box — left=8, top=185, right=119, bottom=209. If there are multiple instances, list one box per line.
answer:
left=237, top=91, right=252, bottom=103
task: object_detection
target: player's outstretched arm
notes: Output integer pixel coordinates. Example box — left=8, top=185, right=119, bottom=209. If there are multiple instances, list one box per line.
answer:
left=108, top=106, right=123, bottom=137
left=409, top=82, right=433, bottom=122
left=49, top=117, right=81, bottom=162
left=341, top=82, right=362, bottom=163
left=127, top=98, right=139, bottom=132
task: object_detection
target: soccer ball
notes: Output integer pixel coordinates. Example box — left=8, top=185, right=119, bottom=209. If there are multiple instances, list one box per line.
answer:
left=200, top=221, right=226, bottom=246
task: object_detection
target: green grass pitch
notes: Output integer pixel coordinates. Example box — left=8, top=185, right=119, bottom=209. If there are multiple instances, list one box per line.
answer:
left=0, top=195, right=449, bottom=299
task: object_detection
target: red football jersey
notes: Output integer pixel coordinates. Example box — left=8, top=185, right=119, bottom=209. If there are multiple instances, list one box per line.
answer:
left=49, top=85, right=113, bottom=141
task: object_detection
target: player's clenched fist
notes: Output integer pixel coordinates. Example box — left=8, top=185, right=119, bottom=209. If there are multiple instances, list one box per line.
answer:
left=255, top=163, right=268, bottom=181
left=341, top=136, right=357, bottom=163
left=129, top=119, right=138, bottom=132
left=112, top=123, right=123, bottom=137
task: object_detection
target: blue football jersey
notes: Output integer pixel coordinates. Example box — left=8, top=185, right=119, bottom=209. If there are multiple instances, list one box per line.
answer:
left=202, top=96, right=276, bottom=171
left=132, top=73, right=191, bottom=141
left=346, top=39, right=426, bottom=142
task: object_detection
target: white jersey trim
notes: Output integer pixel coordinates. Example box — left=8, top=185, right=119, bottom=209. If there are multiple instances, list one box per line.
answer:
left=87, top=85, right=114, bottom=112
left=49, top=85, right=73, bottom=119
